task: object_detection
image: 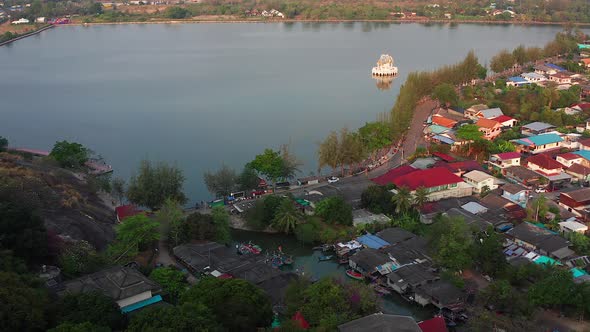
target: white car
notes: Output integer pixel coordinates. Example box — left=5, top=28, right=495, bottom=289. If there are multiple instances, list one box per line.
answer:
left=535, top=187, right=547, bottom=193
left=327, top=176, right=339, bottom=183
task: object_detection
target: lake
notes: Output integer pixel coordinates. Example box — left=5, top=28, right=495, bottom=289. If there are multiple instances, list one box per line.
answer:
left=0, top=22, right=584, bottom=203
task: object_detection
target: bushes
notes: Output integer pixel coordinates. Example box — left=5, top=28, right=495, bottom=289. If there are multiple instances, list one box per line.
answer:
left=164, top=6, right=191, bottom=19
left=314, top=196, right=353, bottom=226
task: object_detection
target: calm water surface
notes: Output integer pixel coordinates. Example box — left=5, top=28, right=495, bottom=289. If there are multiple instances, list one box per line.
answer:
left=0, top=23, right=584, bottom=202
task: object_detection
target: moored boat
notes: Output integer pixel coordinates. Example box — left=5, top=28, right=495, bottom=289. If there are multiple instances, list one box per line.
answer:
left=338, top=257, right=349, bottom=265
left=373, top=284, right=392, bottom=295
left=318, top=255, right=333, bottom=262
left=345, top=269, right=364, bottom=280
left=237, top=242, right=262, bottom=255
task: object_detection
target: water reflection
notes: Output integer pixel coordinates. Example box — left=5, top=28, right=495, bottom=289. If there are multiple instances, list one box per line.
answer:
left=372, top=74, right=396, bottom=90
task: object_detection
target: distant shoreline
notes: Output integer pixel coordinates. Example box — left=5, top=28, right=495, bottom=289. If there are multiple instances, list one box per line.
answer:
left=65, top=18, right=590, bottom=27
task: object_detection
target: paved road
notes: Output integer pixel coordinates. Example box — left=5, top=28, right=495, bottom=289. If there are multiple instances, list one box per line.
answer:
left=290, top=98, right=437, bottom=206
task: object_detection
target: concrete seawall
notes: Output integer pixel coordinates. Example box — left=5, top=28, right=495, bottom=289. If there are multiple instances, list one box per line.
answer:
left=0, top=24, right=54, bottom=47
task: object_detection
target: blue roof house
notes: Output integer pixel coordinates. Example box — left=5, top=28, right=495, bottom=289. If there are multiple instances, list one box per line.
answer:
left=512, top=134, right=563, bottom=154
left=507, top=76, right=530, bottom=87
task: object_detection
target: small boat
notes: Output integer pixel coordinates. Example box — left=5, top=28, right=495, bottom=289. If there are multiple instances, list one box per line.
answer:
left=238, top=242, right=262, bottom=255
left=345, top=269, right=364, bottom=280
left=338, top=258, right=349, bottom=265
left=283, top=256, right=294, bottom=265
left=318, top=255, right=333, bottom=262
left=373, top=285, right=391, bottom=295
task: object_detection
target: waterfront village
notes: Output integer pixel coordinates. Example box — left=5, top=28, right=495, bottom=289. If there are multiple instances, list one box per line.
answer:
left=7, top=33, right=590, bottom=332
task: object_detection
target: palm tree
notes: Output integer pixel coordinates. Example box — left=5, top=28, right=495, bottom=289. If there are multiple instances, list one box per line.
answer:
left=272, top=199, right=301, bottom=234
left=413, top=186, right=429, bottom=209
left=392, top=187, right=412, bottom=214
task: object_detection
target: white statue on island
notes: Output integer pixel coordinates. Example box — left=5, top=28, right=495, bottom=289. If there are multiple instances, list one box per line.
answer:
left=371, top=54, right=398, bottom=76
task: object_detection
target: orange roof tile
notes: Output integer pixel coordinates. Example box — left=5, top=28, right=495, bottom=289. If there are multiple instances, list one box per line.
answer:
left=476, top=118, right=501, bottom=129
left=432, top=116, right=457, bottom=128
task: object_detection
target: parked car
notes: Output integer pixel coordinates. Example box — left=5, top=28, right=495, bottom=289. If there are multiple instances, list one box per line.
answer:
left=535, top=187, right=547, bottom=193
left=327, top=176, right=339, bottom=183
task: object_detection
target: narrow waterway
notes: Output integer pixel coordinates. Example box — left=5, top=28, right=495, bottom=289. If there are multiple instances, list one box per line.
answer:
left=231, top=229, right=435, bottom=320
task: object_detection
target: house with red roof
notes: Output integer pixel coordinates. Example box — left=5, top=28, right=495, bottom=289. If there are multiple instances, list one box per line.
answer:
left=475, top=118, right=502, bottom=140
left=580, top=138, right=590, bottom=151
left=525, top=154, right=564, bottom=176
left=392, top=167, right=472, bottom=202
left=491, top=115, right=518, bottom=128
left=556, top=152, right=585, bottom=168
left=488, top=152, right=521, bottom=173
left=434, top=160, right=483, bottom=177
left=115, top=204, right=143, bottom=223
left=418, top=316, right=448, bottom=332
left=566, top=163, right=590, bottom=183
left=371, top=165, right=418, bottom=186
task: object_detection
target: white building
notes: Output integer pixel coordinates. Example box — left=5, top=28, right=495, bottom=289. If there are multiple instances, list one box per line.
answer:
left=11, top=18, right=30, bottom=24
left=559, top=220, right=588, bottom=234
left=463, top=170, right=498, bottom=193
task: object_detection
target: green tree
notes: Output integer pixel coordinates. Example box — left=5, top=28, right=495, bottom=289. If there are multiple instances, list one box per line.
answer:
left=203, top=164, right=237, bottom=197
left=211, top=206, right=231, bottom=244
left=279, top=143, right=302, bottom=181
left=358, top=122, right=393, bottom=158
left=48, top=322, right=110, bottom=332
left=249, top=149, right=285, bottom=188
left=529, top=195, right=548, bottom=221
left=108, top=214, right=160, bottom=262
left=238, top=165, right=260, bottom=191
left=156, top=198, right=185, bottom=247
left=315, top=196, right=353, bottom=225
left=149, top=267, right=188, bottom=303
left=0, top=271, right=49, bottom=332
left=473, top=228, right=507, bottom=277
left=456, top=124, right=484, bottom=141
left=413, top=186, right=429, bottom=209
left=294, top=217, right=321, bottom=244
left=110, top=177, right=126, bottom=205
left=339, top=128, right=366, bottom=175
left=480, top=279, right=512, bottom=310
left=361, top=185, right=394, bottom=214
left=490, top=49, right=515, bottom=73
left=182, top=212, right=217, bottom=242
left=127, top=159, right=187, bottom=210
left=432, top=83, right=458, bottom=107
left=272, top=199, right=301, bottom=234
left=318, top=131, right=341, bottom=172
left=54, top=291, right=124, bottom=330
left=0, top=136, right=7, bottom=151
left=512, top=45, right=527, bottom=65
left=164, top=6, right=190, bottom=19
left=292, top=277, right=377, bottom=330
left=391, top=186, right=413, bottom=214
left=50, top=140, right=89, bottom=168
left=127, top=303, right=220, bottom=332
left=528, top=266, right=576, bottom=308
left=0, top=198, right=48, bottom=264
left=181, top=277, right=273, bottom=332
left=430, top=216, right=474, bottom=271
left=59, top=240, right=106, bottom=278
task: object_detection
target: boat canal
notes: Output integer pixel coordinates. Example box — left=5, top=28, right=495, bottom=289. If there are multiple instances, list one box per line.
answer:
left=230, top=229, right=435, bottom=321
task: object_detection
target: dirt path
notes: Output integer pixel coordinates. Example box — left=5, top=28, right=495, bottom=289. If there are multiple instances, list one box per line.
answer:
left=533, top=310, right=590, bottom=332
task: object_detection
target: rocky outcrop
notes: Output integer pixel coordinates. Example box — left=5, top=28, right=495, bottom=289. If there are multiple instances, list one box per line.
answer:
left=0, top=153, right=116, bottom=250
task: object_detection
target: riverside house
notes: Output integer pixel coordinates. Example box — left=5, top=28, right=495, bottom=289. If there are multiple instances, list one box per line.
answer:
left=506, top=222, right=573, bottom=260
